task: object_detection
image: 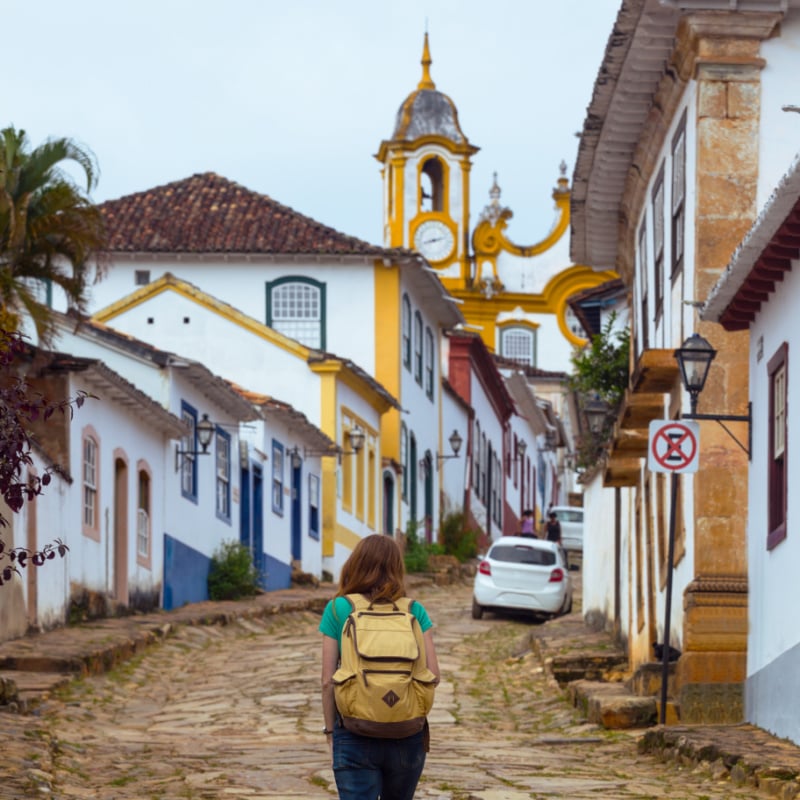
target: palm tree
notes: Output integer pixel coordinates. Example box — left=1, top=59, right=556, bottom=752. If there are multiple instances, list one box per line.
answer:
left=0, top=126, right=106, bottom=343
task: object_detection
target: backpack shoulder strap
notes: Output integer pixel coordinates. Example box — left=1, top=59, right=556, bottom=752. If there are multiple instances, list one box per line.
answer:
left=396, top=596, right=414, bottom=613
left=344, top=593, right=366, bottom=612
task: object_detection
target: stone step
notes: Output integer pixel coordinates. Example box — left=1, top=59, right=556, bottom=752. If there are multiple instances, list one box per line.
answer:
left=550, top=652, right=629, bottom=685
left=568, top=679, right=658, bottom=729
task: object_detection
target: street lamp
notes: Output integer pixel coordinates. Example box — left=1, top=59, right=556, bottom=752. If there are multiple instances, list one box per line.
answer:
left=673, top=333, right=715, bottom=415
left=673, top=333, right=751, bottom=458
left=583, top=394, right=611, bottom=436
left=345, top=425, right=365, bottom=454
left=436, top=429, right=463, bottom=464
left=175, top=413, right=215, bottom=470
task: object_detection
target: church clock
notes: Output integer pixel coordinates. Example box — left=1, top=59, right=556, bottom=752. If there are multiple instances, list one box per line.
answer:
left=414, top=219, right=455, bottom=263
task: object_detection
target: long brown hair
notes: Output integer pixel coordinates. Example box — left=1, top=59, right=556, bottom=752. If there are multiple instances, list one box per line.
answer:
left=337, top=534, right=406, bottom=601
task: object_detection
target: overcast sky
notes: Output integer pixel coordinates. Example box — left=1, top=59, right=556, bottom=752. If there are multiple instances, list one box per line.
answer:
left=4, top=0, right=620, bottom=246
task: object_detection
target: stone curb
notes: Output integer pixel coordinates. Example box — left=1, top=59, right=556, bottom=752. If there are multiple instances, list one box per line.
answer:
left=639, top=725, right=800, bottom=798
left=529, top=610, right=800, bottom=798
left=0, top=586, right=338, bottom=712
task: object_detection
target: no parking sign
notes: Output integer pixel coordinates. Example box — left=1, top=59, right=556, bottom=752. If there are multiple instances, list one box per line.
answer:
left=647, top=420, right=700, bottom=474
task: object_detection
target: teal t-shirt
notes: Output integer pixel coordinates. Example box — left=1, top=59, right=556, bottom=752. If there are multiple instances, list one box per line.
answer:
left=319, top=595, right=433, bottom=647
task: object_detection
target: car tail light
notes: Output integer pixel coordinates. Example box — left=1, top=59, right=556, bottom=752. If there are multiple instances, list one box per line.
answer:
left=549, top=567, right=565, bottom=583
left=479, top=560, right=491, bottom=576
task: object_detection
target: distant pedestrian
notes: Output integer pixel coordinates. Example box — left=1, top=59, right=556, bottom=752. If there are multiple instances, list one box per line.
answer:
left=520, top=509, right=536, bottom=537
left=320, top=534, right=441, bottom=800
left=544, top=511, right=562, bottom=545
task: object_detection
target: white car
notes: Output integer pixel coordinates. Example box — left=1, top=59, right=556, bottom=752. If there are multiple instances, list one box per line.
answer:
left=472, top=536, right=573, bottom=620
left=548, top=506, right=584, bottom=552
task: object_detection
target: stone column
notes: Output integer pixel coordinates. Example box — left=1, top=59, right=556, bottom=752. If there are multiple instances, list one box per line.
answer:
left=675, top=11, right=779, bottom=723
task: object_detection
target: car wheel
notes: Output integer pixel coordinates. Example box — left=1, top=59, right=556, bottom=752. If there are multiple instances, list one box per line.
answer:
left=471, top=598, right=484, bottom=620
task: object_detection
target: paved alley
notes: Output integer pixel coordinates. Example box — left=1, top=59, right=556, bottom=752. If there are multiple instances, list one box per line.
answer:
left=1, top=582, right=766, bottom=798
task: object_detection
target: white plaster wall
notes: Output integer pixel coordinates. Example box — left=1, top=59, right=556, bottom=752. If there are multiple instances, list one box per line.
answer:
left=440, top=390, right=470, bottom=519
left=103, top=290, right=322, bottom=424
left=163, top=376, right=241, bottom=560
left=495, top=233, right=570, bottom=296
left=252, top=417, right=324, bottom=581
left=758, top=15, right=800, bottom=215
left=399, top=284, right=444, bottom=533
left=581, top=472, right=618, bottom=630
left=87, top=257, right=379, bottom=378
left=746, top=259, right=800, bottom=676
left=19, top=452, right=71, bottom=630
left=469, top=369, right=505, bottom=544
left=66, top=377, right=173, bottom=602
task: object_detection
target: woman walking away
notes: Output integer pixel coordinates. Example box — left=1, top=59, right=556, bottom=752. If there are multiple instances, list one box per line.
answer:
left=320, top=534, right=441, bottom=800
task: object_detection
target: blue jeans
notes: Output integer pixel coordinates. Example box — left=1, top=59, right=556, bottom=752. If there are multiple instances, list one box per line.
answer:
left=332, top=725, right=427, bottom=800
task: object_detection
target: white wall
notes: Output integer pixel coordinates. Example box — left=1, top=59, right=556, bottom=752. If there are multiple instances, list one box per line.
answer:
left=744, top=254, right=800, bottom=744
left=87, top=257, right=379, bottom=378
left=101, top=289, right=322, bottom=423
left=758, top=15, right=800, bottom=215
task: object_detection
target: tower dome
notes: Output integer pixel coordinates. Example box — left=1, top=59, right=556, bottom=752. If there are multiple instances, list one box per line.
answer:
left=390, top=34, right=468, bottom=145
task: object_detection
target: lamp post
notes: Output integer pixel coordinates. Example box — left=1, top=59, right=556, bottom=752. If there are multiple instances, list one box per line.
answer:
left=345, top=425, right=365, bottom=455
left=674, top=333, right=751, bottom=457
left=436, top=429, right=463, bottom=464
left=583, top=394, right=611, bottom=436
left=175, top=413, right=215, bottom=470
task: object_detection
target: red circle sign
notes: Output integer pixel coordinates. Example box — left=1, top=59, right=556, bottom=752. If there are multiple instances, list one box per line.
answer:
left=650, top=422, right=698, bottom=472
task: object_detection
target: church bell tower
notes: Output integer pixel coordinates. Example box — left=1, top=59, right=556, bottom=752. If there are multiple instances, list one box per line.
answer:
left=376, top=34, right=478, bottom=289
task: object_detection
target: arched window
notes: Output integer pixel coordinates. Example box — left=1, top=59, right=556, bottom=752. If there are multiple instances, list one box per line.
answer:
left=500, top=326, right=537, bottom=366
left=414, top=311, right=423, bottom=385
left=402, top=294, right=412, bottom=370
left=266, top=277, right=326, bottom=350
left=137, top=466, right=151, bottom=562
left=424, top=327, right=434, bottom=400
left=420, top=157, right=444, bottom=212
left=82, top=428, right=100, bottom=539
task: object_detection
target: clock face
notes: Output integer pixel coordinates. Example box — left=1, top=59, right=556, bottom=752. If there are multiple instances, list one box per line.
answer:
left=414, top=220, right=455, bottom=263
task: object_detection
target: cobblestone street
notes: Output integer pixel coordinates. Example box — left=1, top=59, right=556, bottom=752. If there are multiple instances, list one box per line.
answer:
left=1, top=582, right=765, bottom=798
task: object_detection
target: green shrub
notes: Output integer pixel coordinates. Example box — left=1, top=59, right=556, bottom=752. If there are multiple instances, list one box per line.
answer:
left=439, top=511, right=479, bottom=563
left=403, top=523, right=446, bottom=573
left=208, top=540, right=259, bottom=600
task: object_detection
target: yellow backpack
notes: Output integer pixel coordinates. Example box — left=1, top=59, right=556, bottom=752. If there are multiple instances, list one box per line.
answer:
left=332, top=594, right=438, bottom=738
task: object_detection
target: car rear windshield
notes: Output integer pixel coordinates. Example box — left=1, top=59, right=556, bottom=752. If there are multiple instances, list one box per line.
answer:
left=554, top=509, right=583, bottom=523
left=489, top=545, right=556, bottom=566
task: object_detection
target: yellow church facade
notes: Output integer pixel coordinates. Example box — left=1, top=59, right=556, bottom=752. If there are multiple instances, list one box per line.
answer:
left=376, top=35, right=617, bottom=372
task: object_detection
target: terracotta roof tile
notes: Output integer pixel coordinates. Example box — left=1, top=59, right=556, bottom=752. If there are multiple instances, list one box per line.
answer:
left=98, top=172, right=396, bottom=257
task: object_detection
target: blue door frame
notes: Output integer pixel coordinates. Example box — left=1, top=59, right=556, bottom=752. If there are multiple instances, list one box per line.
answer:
left=252, top=464, right=264, bottom=586
left=291, top=461, right=302, bottom=561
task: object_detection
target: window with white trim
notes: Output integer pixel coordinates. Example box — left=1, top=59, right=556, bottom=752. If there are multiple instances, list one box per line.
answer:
left=137, top=469, right=151, bottom=560
left=424, top=327, right=434, bottom=400
left=266, top=277, right=325, bottom=349
left=652, top=165, right=665, bottom=321
left=671, top=115, right=686, bottom=281
left=180, top=403, right=198, bottom=501
left=309, top=474, right=320, bottom=540
left=272, top=440, right=284, bottom=515
left=500, top=326, right=536, bottom=366
left=402, top=294, right=411, bottom=370
left=216, top=429, right=231, bottom=521
left=414, top=311, right=423, bottom=385
left=401, top=423, right=408, bottom=501
left=83, top=435, right=98, bottom=531
left=768, top=343, right=788, bottom=549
